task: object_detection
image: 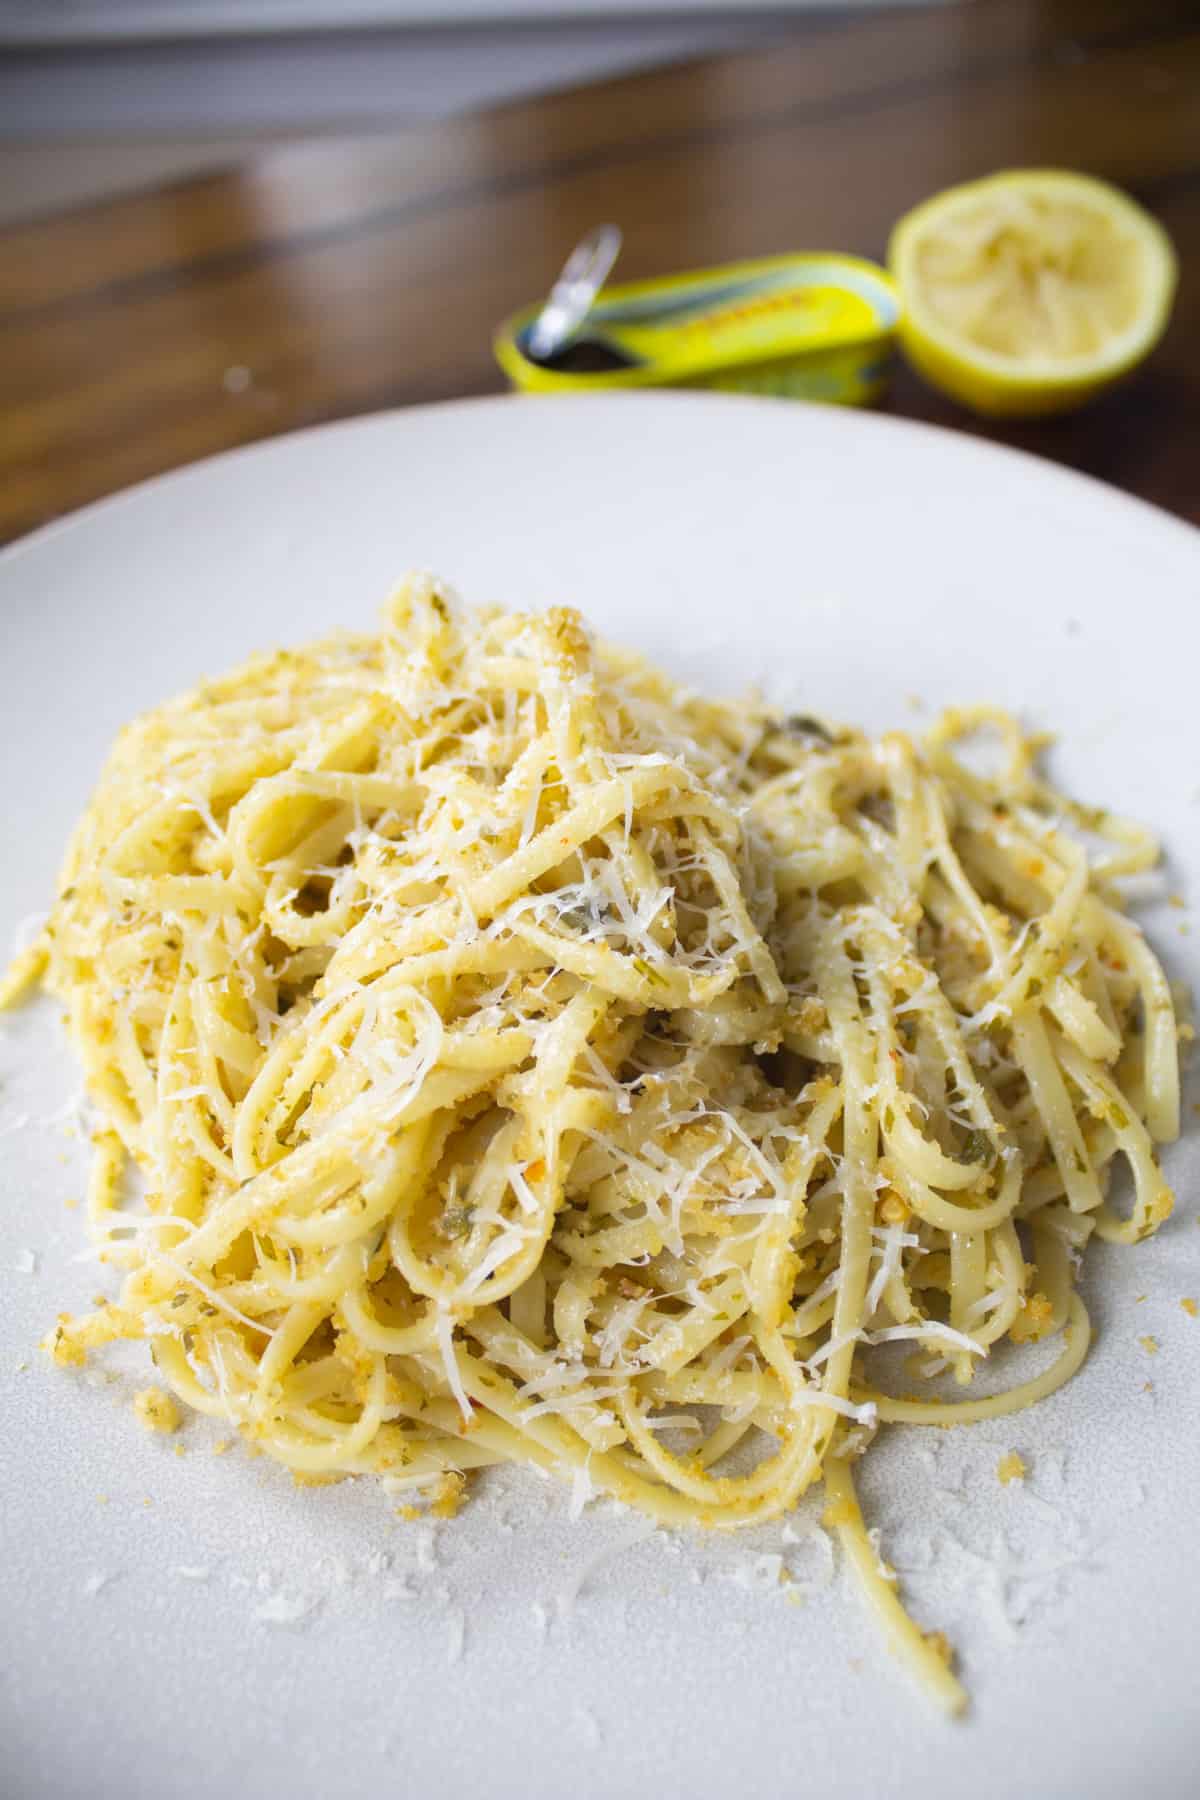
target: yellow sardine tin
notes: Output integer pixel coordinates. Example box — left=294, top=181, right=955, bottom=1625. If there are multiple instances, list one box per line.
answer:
left=495, top=253, right=900, bottom=405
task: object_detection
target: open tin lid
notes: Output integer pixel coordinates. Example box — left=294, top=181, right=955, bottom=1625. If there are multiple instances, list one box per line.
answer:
left=496, top=241, right=900, bottom=404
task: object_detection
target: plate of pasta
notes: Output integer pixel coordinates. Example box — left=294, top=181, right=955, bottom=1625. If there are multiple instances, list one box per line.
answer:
left=0, top=392, right=1196, bottom=1800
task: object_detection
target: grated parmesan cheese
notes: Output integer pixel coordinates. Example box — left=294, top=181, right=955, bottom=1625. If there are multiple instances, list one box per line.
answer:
left=253, top=1591, right=320, bottom=1628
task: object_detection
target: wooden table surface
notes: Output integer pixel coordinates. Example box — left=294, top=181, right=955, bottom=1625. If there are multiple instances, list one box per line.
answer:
left=3, top=0, right=1198, bottom=548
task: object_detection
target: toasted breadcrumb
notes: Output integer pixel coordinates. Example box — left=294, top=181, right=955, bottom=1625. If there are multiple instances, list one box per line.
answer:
left=46, top=1315, right=86, bottom=1368
left=997, top=1451, right=1027, bottom=1486
left=1010, top=1292, right=1054, bottom=1343
left=430, top=1472, right=467, bottom=1519
left=1145, top=1189, right=1174, bottom=1228
left=1138, top=1335, right=1159, bottom=1356
left=133, top=1386, right=181, bottom=1433
left=1181, top=1298, right=1198, bottom=1317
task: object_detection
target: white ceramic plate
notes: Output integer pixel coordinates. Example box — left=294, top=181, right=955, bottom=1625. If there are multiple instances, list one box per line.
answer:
left=1, top=394, right=1197, bottom=1800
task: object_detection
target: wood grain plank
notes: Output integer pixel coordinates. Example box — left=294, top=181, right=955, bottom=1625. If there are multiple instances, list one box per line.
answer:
left=1, top=0, right=1197, bottom=543
left=2, top=0, right=1191, bottom=317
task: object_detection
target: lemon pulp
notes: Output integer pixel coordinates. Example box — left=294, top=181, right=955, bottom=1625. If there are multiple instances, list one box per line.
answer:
left=889, top=170, right=1177, bottom=417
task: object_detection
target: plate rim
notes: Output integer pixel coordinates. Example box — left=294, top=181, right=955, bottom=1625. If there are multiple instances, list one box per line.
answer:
left=4, top=390, right=1197, bottom=577
left=2, top=382, right=1198, bottom=1800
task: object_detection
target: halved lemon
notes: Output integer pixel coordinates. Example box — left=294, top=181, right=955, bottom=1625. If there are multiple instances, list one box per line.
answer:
left=888, top=170, right=1177, bottom=417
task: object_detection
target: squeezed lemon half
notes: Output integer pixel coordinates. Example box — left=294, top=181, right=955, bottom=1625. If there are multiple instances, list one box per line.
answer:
left=888, top=169, right=1177, bottom=417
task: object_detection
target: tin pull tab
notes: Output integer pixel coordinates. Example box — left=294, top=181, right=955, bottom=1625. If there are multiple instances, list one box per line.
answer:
left=526, top=225, right=623, bottom=363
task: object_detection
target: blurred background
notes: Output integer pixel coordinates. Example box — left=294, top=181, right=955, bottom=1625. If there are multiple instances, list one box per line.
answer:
left=0, top=1, right=955, bottom=222
left=3, top=0, right=1194, bottom=545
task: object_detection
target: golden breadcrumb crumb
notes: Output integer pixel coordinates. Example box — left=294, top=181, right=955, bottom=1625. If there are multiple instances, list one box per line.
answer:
left=429, top=1472, right=467, bottom=1520
left=1146, top=1189, right=1174, bottom=1228
left=1138, top=1335, right=1159, bottom=1356
left=133, top=1386, right=181, bottom=1433
left=1010, top=1292, right=1054, bottom=1343
left=879, top=1191, right=911, bottom=1227
left=997, top=1451, right=1027, bottom=1486
left=211, top=1438, right=233, bottom=1456
left=1181, top=1298, right=1198, bottom=1317
left=46, top=1316, right=87, bottom=1368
